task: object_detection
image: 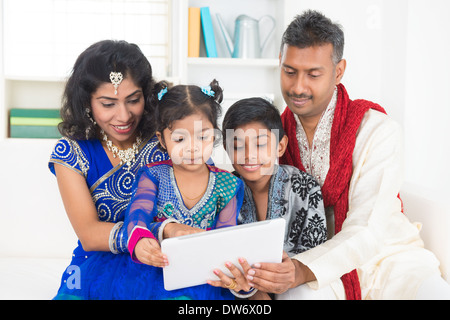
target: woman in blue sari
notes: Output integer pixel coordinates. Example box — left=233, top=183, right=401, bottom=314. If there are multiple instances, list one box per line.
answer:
left=48, top=40, right=170, bottom=299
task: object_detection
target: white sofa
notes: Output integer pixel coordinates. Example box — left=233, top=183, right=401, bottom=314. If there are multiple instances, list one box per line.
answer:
left=401, top=183, right=449, bottom=283
left=0, top=140, right=448, bottom=299
left=0, top=139, right=77, bottom=300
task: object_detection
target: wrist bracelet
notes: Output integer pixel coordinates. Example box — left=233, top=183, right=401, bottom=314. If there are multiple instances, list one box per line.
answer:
left=230, top=287, right=258, bottom=299
left=116, top=222, right=128, bottom=253
left=109, top=221, right=127, bottom=254
left=158, top=218, right=180, bottom=243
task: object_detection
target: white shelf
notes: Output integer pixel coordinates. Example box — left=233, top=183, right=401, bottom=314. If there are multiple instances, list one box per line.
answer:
left=187, top=57, right=279, bottom=68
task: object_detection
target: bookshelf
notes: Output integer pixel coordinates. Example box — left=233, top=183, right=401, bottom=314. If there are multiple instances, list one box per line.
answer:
left=176, top=0, right=286, bottom=102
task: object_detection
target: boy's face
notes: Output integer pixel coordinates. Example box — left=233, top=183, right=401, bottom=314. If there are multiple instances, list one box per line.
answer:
left=226, top=121, right=287, bottom=183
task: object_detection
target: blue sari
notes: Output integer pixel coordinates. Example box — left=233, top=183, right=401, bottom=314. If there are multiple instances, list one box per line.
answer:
left=48, top=136, right=168, bottom=299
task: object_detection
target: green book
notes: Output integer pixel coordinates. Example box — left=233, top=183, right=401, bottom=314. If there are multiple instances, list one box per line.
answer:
left=9, top=108, right=62, bottom=139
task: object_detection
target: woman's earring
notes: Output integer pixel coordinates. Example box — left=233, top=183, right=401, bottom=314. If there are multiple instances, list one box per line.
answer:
left=85, top=108, right=97, bottom=139
left=86, top=108, right=97, bottom=124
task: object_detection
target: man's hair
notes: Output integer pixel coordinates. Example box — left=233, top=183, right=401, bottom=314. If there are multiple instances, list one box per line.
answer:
left=281, top=10, right=345, bottom=65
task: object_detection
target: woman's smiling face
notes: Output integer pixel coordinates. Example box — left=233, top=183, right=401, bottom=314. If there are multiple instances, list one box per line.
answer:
left=90, top=77, right=144, bottom=148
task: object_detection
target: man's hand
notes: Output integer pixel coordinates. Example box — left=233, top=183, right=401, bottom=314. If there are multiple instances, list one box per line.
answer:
left=246, top=251, right=315, bottom=294
left=245, top=251, right=295, bottom=294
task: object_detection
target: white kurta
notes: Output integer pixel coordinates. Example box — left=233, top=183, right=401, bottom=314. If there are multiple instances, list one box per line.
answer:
left=293, top=108, right=442, bottom=300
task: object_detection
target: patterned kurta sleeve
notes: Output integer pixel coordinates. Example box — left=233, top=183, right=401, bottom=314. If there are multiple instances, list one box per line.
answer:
left=48, top=137, right=90, bottom=178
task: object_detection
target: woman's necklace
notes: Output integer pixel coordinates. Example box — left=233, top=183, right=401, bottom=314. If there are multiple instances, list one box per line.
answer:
left=101, top=129, right=142, bottom=169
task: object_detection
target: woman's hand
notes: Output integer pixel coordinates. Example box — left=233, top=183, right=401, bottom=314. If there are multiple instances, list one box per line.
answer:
left=134, top=237, right=168, bottom=267
left=207, top=258, right=253, bottom=293
left=163, top=222, right=205, bottom=239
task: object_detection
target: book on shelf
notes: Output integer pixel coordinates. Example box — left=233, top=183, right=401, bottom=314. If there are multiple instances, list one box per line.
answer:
left=9, top=108, right=62, bottom=139
left=188, top=7, right=201, bottom=58
left=200, top=7, right=218, bottom=58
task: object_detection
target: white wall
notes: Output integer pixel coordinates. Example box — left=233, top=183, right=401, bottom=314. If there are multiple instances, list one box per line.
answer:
left=284, top=0, right=450, bottom=199
left=404, top=0, right=450, bottom=200
left=284, top=0, right=408, bottom=124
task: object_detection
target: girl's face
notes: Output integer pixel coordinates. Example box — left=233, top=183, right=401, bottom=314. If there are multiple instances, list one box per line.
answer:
left=157, top=112, right=215, bottom=171
left=91, top=77, right=144, bottom=148
left=227, top=121, right=287, bottom=184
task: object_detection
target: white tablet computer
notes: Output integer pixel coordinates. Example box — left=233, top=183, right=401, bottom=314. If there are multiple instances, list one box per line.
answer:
left=161, top=218, right=285, bottom=291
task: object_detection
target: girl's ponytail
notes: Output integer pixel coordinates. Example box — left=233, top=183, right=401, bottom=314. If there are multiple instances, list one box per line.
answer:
left=208, top=79, right=223, bottom=104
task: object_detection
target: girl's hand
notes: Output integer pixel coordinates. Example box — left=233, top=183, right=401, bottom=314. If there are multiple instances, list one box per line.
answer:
left=134, top=237, right=168, bottom=267
left=163, top=222, right=205, bottom=239
left=207, top=258, right=253, bottom=293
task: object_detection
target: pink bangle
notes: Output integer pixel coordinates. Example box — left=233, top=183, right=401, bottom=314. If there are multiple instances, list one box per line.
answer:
left=127, top=227, right=156, bottom=263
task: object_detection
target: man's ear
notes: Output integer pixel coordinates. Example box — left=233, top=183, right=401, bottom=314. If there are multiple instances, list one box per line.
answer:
left=335, top=59, right=347, bottom=85
left=277, top=135, right=288, bottom=158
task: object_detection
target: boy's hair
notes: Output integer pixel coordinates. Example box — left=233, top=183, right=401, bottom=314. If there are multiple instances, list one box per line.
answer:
left=281, top=10, right=344, bottom=65
left=222, top=97, right=285, bottom=145
left=153, top=79, right=223, bottom=150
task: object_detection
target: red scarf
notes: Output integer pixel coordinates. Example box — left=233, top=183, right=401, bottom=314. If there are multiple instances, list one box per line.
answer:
left=280, top=84, right=386, bottom=300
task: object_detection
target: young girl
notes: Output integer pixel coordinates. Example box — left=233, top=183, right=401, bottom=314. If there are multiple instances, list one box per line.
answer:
left=56, top=80, right=244, bottom=300
left=209, top=97, right=327, bottom=299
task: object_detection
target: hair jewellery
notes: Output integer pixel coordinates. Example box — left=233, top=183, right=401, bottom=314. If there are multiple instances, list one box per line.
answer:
left=201, top=86, right=215, bottom=97
left=110, top=71, right=123, bottom=95
left=158, top=87, right=168, bottom=101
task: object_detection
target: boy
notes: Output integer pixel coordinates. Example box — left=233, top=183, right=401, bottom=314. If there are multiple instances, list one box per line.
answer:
left=221, top=97, right=327, bottom=299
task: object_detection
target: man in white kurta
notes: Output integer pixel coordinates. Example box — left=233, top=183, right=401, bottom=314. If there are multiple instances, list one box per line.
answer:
left=289, top=88, right=443, bottom=299
left=245, top=10, right=450, bottom=300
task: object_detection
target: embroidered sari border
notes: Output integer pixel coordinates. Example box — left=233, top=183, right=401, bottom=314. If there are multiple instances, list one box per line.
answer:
left=49, top=159, right=84, bottom=177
